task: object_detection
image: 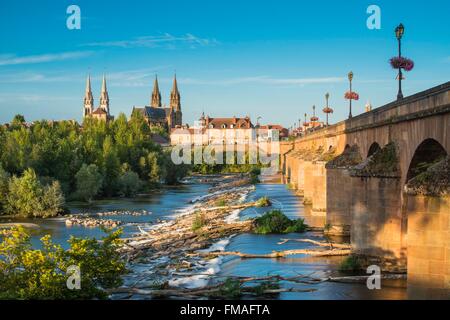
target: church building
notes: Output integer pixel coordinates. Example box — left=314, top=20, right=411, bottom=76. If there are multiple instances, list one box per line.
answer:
left=132, top=75, right=182, bottom=130
left=83, top=75, right=114, bottom=121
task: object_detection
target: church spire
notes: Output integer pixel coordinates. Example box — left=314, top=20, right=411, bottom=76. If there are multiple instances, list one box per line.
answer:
left=151, top=75, right=161, bottom=107
left=83, top=74, right=94, bottom=117
left=170, top=73, right=181, bottom=111
left=99, top=74, right=110, bottom=114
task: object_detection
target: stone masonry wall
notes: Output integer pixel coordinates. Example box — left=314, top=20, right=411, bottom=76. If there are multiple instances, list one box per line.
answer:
left=406, top=195, right=450, bottom=299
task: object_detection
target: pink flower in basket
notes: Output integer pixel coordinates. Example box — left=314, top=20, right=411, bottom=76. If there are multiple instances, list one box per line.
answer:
left=344, top=91, right=359, bottom=100
left=390, top=57, right=414, bottom=71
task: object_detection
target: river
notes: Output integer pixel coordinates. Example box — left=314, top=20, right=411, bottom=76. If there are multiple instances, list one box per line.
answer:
left=0, top=178, right=407, bottom=300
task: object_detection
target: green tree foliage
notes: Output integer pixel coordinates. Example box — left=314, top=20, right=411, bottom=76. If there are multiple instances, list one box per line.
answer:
left=0, top=166, right=10, bottom=213
left=118, top=169, right=143, bottom=197
left=163, top=150, right=190, bottom=185
left=191, top=148, right=262, bottom=175
left=5, top=169, right=65, bottom=218
left=101, top=136, right=120, bottom=196
left=0, top=114, right=189, bottom=206
left=75, top=164, right=103, bottom=203
left=0, top=226, right=126, bottom=299
left=10, top=114, right=25, bottom=129
left=253, top=210, right=307, bottom=234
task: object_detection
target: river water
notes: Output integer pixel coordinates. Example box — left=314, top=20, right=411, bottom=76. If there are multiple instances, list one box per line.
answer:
left=0, top=179, right=407, bottom=300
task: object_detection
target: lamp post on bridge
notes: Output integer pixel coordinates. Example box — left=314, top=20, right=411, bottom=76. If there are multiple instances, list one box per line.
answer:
left=395, top=23, right=405, bottom=100
left=303, top=113, right=309, bottom=134
left=322, top=92, right=333, bottom=126
left=310, top=105, right=318, bottom=126
left=348, top=71, right=353, bottom=118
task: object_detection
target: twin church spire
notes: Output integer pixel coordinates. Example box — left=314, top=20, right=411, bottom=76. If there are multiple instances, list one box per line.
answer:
left=83, top=73, right=181, bottom=127
left=151, top=74, right=181, bottom=112
left=83, top=74, right=111, bottom=120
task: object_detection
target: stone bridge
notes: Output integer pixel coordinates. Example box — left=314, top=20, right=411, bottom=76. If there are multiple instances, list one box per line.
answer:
left=279, top=82, right=450, bottom=299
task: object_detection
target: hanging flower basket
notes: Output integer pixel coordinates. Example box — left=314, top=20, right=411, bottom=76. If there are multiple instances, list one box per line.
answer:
left=322, top=107, right=333, bottom=114
left=390, top=57, right=414, bottom=71
left=344, top=91, right=359, bottom=100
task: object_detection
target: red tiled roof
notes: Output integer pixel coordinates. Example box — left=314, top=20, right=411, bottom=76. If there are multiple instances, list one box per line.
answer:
left=204, top=116, right=253, bottom=128
left=92, top=108, right=107, bottom=115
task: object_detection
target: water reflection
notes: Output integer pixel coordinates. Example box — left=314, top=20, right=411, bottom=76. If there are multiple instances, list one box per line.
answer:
left=217, top=182, right=407, bottom=300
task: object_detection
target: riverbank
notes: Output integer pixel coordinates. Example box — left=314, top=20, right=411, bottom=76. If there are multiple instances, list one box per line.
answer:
left=0, top=174, right=409, bottom=299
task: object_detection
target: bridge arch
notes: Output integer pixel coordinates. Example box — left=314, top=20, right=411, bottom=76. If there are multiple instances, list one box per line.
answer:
left=405, top=138, right=447, bottom=183
left=367, top=142, right=381, bottom=157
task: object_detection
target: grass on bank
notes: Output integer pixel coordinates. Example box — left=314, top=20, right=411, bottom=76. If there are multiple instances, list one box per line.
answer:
left=253, top=210, right=307, bottom=234
left=338, top=255, right=362, bottom=272
left=255, top=196, right=271, bottom=207
left=191, top=212, right=207, bottom=232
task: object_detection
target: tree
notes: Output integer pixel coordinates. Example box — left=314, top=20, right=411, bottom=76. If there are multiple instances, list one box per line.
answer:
left=0, top=166, right=10, bottom=214
left=11, top=114, right=25, bottom=128
left=75, top=164, right=103, bottom=203
left=101, top=136, right=120, bottom=196
left=147, top=151, right=162, bottom=184
left=118, top=170, right=143, bottom=197
left=41, top=181, right=66, bottom=217
left=6, top=168, right=44, bottom=217
left=0, top=226, right=126, bottom=299
left=162, top=150, right=189, bottom=185
left=4, top=168, right=65, bottom=218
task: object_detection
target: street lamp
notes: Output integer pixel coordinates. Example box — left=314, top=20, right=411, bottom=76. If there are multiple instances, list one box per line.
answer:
left=395, top=23, right=405, bottom=100
left=322, top=92, right=333, bottom=126
left=310, top=105, right=319, bottom=125
left=348, top=71, right=353, bottom=118
left=303, top=113, right=309, bottom=134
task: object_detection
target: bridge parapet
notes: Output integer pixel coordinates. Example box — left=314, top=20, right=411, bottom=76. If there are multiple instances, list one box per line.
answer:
left=290, top=81, right=450, bottom=155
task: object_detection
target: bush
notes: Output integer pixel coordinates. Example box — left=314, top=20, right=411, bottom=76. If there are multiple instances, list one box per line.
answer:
left=253, top=210, right=307, bottom=234
left=0, top=166, right=10, bottom=214
left=75, top=164, right=103, bottom=203
left=249, top=167, right=261, bottom=184
left=5, top=169, right=65, bottom=218
left=191, top=212, right=206, bottom=231
left=338, top=255, right=361, bottom=272
left=255, top=196, right=271, bottom=207
left=215, top=199, right=226, bottom=207
left=118, top=170, right=143, bottom=197
left=0, top=226, right=127, bottom=299
left=218, top=278, right=242, bottom=298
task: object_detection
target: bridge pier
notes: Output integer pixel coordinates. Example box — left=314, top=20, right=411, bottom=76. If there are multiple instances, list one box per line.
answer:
left=406, top=195, right=450, bottom=299
left=325, top=168, right=353, bottom=235
left=302, top=161, right=313, bottom=205
left=350, top=176, right=407, bottom=268
left=310, top=161, right=327, bottom=217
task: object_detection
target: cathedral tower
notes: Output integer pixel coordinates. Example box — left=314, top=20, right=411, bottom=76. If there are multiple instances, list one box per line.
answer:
left=99, top=74, right=110, bottom=114
left=151, top=75, right=162, bottom=107
left=169, top=74, right=182, bottom=127
left=83, top=74, right=94, bottom=117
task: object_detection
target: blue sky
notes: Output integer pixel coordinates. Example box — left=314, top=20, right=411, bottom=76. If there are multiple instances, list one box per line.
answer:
left=0, top=0, right=449, bottom=127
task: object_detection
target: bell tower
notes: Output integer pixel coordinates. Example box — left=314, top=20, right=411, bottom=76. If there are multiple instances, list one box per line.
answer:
left=169, top=74, right=182, bottom=127
left=151, top=75, right=162, bottom=107
left=83, top=74, right=94, bottom=117
left=99, top=74, right=110, bottom=115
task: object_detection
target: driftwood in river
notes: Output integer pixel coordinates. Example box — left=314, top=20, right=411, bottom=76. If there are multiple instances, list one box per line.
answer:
left=277, top=238, right=352, bottom=249
left=196, top=248, right=351, bottom=259
left=120, top=180, right=256, bottom=262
